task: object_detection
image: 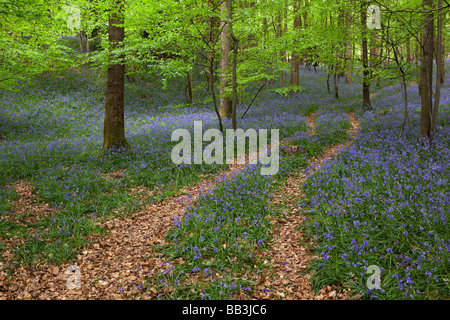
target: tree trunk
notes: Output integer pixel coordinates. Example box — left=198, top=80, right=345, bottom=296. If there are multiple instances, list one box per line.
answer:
left=416, top=41, right=421, bottom=90
left=208, top=47, right=223, bottom=133
left=370, top=34, right=380, bottom=80
left=327, top=65, right=332, bottom=93
left=345, top=13, right=353, bottom=84
left=289, top=0, right=301, bottom=87
left=86, top=33, right=90, bottom=55
left=279, top=0, right=288, bottom=88
left=78, top=31, right=83, bottom=52
left=206, top=0, right=219, bottom=85
left=406, top=36, right=412, bottom=63
left=441, top=42, right=445, bottom=84
left=277, top=12, right=287, bottom=87
left=361, top=2, right=372, bottom=111
left=430, top=0, right=443, bottom=143
left=419, top=0, right=434, bottom=141
left=186, top=71, right=193, bottom=104
left=103, top=0, right=128, bottom=150
left=333, top=66, right=339, bottom=99
left=219, top=0, right=232, bottom=118
left=229, top=21, right=239, bottom=130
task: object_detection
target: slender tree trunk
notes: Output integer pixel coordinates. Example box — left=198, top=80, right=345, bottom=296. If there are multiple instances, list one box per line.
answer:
left=419, top=0, right=434, bottom=141
left=416, top=40, right=421, bottom=88
left=86, top=33, right=90, bottom=55
left=78, top=31, right=83, bottom=52
left=206, top=0, right=218, bottom=85
left=439, top=14, right=446, bottom=85
left=277, top=12, right=287, bottom=87
left=345, top=10, right=353, bottom=84
left=208, top=47, right=223, bottom=132
left=386, top=28, right=411, bottom=135
left=186, top=71, right=193, bottom=104
left=282, top=1, right=288, bottom=86
left=327, top=65, right=332, bottom=93
left=430, top=0, right=443, bottom=143
left=229, top=21, right=239, bottom=130
left=361, top=1, right=372, bottom=111
left=103, top=0, right=128, bottom=150
left=128, top=50, right=138, bottom=83
left=289, top=0, right=301, bottom=87
left=406, top=36, right=412, bottom=63
left=370, top=34, right=380, bottom=80
left=219, top=0, right=232, bottom=118
left=441, top=42, right=446, bottom=84
left=333, top=67, right=339, bottom=99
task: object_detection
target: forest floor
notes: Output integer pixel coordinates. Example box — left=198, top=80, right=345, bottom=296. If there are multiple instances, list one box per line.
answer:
left=0, top=111, right=358, bottom=300
left=0, top=65, right=449, bottom=300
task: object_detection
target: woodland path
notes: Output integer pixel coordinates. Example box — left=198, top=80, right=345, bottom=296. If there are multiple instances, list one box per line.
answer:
left=248, top=112, right=360, bottom=300
left=1, top=113, right=360, bottom=300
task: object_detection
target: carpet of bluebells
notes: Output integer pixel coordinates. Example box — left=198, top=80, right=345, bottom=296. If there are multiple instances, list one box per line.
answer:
left=0, top=65, right=346, bottom=267
left=1, top=61, right=449, bottom=300
left=301, top=76, right=450, bottom=299
left=149, top=106, right=353, bottom=300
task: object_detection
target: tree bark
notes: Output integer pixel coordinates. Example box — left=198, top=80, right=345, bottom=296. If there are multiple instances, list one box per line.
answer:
left=406, top=36, right=412, bottom=63
left=345, top=10, right=353, bottom=84
left=229, top=22, right=239, bottom=130
left=430, top=0, right=443, bottom=143
left=333, top=66, right=339, bottom=99
left=278, top=0, right=288, bottom=88
left=78, top=31, right=83, bottom=52
left=103, top=0, right=128, bottom=150
left=219, top=0, right=232, bottom=118
left=370, top=34, right=380, bottom=79
left=361, top=1, right=372, bottom=111
left=289, top=0, right=302, bottom=87
left=86, top=33, right=90, bottom=55
left=208, top=47, right=223, bottom=133
left=186, top=71, right=193, bottom=104
left=419, top=0, right=434, bottom=141
left=277, top=12, right=287, bottom=87
left=206, top=0, right=219, bottom=85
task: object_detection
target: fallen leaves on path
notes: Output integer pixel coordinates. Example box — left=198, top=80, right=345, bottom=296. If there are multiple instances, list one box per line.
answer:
left=249, top=112, right=359, bottom=300
left=0, top=165, right=248, bottom=300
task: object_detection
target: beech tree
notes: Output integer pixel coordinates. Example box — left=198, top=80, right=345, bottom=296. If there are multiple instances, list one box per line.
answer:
left=418, top=0, right=445, bottom=143
left=289, top=0, right=302, bottom=87
left=361, top=0, right=373, bottom=111
left=103, top=0, right=129, bottom=150
left=219, top=0, right=233, bottom=118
